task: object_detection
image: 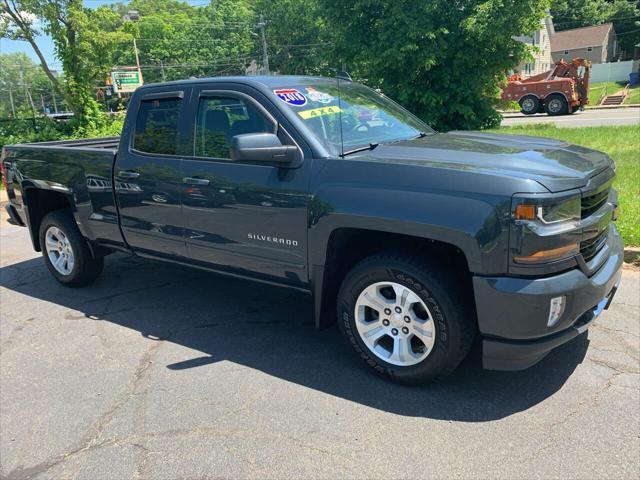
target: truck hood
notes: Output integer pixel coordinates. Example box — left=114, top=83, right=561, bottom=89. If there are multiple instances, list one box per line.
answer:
left=358, top=131, right=613, bottom=192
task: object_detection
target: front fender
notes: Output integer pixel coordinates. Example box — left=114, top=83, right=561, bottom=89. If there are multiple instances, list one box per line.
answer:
left=308, top=184, right=511, bottom=275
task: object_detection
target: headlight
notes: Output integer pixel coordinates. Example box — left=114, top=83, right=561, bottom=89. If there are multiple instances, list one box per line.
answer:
left=511, top=195, right=582, bottom=266
left=536, top=197, right=580, bottom=224
left=514, top=196, right=580, bottom=226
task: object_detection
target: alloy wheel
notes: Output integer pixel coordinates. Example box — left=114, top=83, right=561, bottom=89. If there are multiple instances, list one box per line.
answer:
left=44, top=226, right=75, bottom=275
left=354, top=281, right=436, bottom=366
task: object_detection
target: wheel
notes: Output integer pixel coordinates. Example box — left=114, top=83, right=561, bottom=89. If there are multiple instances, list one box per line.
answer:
left=519, top=95, right=540, bottom=115
left=336, top=252, right=474, bottom=384
left=544, top=94, right=568, bottom=116
left=39, top=210, right=104, bottom=287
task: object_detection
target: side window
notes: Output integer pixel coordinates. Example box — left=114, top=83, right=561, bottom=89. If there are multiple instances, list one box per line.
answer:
left=195, top=96, right=271, bottom=159
left=133, top=97, right=182, bottom=155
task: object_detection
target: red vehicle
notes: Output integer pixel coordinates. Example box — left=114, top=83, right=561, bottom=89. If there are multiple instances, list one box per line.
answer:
left=502, top=58, right=591, bottom=116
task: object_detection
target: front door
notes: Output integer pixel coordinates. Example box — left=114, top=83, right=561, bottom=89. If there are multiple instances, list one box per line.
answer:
left=181, top=87, right=311, bottom=286
left=114, top=89, right=190, bottom=259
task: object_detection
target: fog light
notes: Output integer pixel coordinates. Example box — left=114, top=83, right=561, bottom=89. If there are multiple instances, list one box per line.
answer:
left=548, top=296, right=566, bottom=327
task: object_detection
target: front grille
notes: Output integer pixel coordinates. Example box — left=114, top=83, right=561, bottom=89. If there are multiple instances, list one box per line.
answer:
left=581, top=188, right=609, bottom=218
left=580, top=230, right=608, bottom=262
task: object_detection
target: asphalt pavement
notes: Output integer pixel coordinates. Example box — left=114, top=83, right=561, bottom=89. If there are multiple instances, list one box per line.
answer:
left=501, top=107, right=640, bottom=127
left=1, top=210, right=639, bottom=479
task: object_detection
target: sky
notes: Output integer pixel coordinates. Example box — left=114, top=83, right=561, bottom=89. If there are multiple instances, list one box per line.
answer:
left=0, top=1, right=209, bottom=67
left=0, top=1, right=119, bottom=67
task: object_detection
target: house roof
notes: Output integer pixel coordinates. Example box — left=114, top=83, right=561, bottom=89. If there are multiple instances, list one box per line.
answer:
left=551, top=23, right=614, bottom=51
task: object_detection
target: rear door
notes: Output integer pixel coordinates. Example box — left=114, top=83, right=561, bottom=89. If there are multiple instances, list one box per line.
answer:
left=180, top=84, right=312, bottom=287
left=114, top=88, right=190, bottom=259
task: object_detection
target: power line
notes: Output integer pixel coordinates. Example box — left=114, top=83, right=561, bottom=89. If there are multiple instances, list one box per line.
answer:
left=552, top=15, right=640, bottom=28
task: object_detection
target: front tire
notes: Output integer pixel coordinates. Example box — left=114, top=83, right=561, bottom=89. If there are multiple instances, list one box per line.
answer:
left=39, top=210, right=104, bottom=287
left=336, top=252, right=474, bottom=384
left=519, top=95, right=540, bottom=115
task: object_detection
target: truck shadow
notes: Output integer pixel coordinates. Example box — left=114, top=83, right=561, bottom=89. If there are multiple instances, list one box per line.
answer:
left=0, top=253, right=589, bottom=421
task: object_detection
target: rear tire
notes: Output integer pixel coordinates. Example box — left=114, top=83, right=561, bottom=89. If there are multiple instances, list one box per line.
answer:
left=544, top=94, right=568, bottom=116
left=39, top=210, right=104, bottom=287
left=519, top=95, right=540, bottom=115
left=336, top=252, right=474, bottom=384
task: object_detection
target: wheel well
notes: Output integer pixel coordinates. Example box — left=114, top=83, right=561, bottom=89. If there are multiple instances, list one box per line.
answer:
left=24, top=189, right=72, bottom=251
left=317, top=228, right=473, bottom=327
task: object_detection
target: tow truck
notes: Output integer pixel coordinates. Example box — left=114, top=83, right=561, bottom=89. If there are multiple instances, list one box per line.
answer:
left=502, top=58, right=591, bottom=116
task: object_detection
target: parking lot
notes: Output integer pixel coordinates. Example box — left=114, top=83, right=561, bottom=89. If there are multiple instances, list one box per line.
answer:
left=1, top=210, right=639, bottom=479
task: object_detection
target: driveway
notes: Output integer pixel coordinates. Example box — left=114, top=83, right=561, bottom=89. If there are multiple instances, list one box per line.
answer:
left=1, top=211, right=639, bottom=479
left=501, top=107, right=640, bottom=127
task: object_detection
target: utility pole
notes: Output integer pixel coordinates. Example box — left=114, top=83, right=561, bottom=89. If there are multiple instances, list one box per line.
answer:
left=8, top=89, right=16, bottom=117
left=257, top=14, right=269, bottom=75
left=160, top=59, right=166, bottom=82
left=26, top=89, right=36, bottom=115
left=133, top=37, right=144, bottom=84
left=25, top=87, right=37, bottom=128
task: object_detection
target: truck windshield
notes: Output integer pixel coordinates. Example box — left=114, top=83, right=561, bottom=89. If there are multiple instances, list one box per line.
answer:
left=272, top=81, right=433, bottom=156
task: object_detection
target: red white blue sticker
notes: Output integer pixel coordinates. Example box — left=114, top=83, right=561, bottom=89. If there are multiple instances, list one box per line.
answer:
left=274, top=88, right=307, bottom=106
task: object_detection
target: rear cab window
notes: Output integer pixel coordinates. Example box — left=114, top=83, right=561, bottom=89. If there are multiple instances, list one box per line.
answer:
left=133, top=97, right=183, bottom=155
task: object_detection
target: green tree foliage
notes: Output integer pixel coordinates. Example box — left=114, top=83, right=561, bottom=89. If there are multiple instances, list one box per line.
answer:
left=551, top=0, right=640, bottom=59
left=254, top=0, right=332, bottom=75
left=317, top=0, right=551, bottom=131
left=1, top=0, right=130, bottom=127
left=111, top=0, right=256, bottom=83
left=3, top=0, right=567, bottom=134
left=0, top=53, right=52, bottom=117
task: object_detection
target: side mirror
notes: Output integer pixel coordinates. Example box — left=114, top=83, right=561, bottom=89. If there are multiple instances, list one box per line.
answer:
left=230, top=133, right=299, bottom=164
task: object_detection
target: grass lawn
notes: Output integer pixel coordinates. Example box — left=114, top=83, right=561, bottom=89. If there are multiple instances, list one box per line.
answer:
left=588, top=81, right=639, bottom=105
left=491, top=124, right=640, bottom=247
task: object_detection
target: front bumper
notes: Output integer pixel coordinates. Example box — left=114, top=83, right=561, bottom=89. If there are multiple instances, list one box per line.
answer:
left=474, top=224, right=623, bottom=371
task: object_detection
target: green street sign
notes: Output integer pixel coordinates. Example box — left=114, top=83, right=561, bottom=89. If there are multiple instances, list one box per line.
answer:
left=111, top=70, right=143, bottom=93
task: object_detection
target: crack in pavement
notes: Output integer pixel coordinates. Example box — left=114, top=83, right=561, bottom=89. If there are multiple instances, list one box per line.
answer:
left=3, top=341, right=161, bottom=480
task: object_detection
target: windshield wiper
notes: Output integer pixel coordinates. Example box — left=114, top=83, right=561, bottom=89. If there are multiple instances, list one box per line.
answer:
left=340, top=143, right=380, bottom=158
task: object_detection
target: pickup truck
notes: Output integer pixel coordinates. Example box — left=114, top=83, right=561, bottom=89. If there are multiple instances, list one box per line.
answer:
left=1, top=75, right=623, bottom=384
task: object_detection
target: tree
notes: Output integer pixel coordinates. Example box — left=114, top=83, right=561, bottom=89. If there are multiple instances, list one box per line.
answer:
left=551, top=0, right=640, bottom=59
left=0, top=53, right=51, bottom=117
left=550, top=0, right=610, bottom=30
left=111, top=0, right=256, bottom=83
left=1, top=0, right=129, bottom=125
left=318, top=0, right=551, bottom=131
left=603, top=0, right=639, bottom=59
left=1, top=0, right=74, bottom=113
left=254, top=0, right=332, bottom=75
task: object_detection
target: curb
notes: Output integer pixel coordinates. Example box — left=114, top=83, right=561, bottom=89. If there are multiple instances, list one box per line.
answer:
left=585, top=104, right=640, bottom=110
left=624, top=247, right=640, bottom=264
left=499, top=104, right=640, bottom=116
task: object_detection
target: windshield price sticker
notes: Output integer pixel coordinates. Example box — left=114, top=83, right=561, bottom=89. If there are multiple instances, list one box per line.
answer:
left=298, top=106, right=342, bottom=119
left=274, top=89, right=307, bottom=106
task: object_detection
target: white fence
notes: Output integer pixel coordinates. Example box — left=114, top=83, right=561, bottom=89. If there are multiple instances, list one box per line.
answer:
left=590, top=60, right=636, bottom=83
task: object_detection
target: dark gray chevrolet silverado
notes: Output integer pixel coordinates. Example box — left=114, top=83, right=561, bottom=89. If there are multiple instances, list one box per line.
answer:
left=1, top=76, right=623, bottom=383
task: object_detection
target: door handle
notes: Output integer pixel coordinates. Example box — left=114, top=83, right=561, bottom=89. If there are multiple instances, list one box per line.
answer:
left=118, top=170, right=140, bottom=179
left=183, top=177, right=210, bottom=186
